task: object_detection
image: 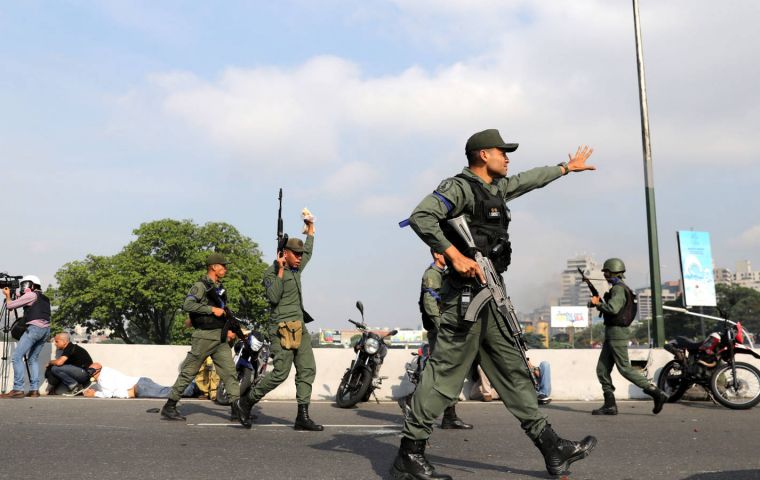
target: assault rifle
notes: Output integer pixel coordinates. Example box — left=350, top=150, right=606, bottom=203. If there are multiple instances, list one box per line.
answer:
left=577, top=267, right=603, bottom=317
left=206, top=285, right=248, bottom=344
left=447, top=215, right=538, bottom=388
left=277, top=188, right=288, bottom=256
left=577, top=267, right=599, bottom=297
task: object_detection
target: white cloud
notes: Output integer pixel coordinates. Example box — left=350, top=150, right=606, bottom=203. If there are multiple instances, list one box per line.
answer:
left=320, top=162, right=381, bottom=196
left=734, top=225, right=760, bottom=248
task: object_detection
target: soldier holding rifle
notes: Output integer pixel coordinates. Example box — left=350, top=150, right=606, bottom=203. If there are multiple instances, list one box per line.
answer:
left=585, top=258, right=669, bottom=415
left=160, top=252, right=242, bottom=421
left=237, top=195, right=322, bottom=431
left=392, top=129, right=597, bottom=480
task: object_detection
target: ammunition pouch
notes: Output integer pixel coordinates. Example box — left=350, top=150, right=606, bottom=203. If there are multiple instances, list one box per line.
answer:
left=277, top=320, right=303, bottom=349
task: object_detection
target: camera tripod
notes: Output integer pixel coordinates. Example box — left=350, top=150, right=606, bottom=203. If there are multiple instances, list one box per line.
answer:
left=1, top=297, right=30, bottom=393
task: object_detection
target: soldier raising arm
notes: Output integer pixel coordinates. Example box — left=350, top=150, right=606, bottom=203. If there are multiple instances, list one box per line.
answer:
left=392, top=129, right=597, bottom=480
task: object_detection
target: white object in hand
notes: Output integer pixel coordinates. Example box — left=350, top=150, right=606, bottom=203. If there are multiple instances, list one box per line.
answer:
left=302, top=207, right=315, bottom=233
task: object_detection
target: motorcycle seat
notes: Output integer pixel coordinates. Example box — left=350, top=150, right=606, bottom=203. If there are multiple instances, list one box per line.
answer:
left=673, top=336, right=703, bottom=352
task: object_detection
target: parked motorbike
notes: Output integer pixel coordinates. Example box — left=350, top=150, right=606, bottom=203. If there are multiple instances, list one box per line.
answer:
left=335, top=301, right=397, bottom=408
left=397, top=342, right=431, bottom=418
left=405, top=342, right=431, bottom=388
left=658, top=316, right=760, bottom=409
left=216, top=329, right=271, bottom=406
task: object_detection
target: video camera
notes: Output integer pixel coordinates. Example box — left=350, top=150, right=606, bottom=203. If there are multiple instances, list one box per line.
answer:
left=0, top=273, right=22, bottom=290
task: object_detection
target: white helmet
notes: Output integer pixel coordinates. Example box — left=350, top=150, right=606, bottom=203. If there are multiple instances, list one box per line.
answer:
left=20, top=275, right=42, bottom=289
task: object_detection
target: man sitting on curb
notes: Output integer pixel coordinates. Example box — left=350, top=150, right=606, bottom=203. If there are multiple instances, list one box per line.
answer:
left=46, top=333, right=94, bottom=396
left=82, top=363, right=195, bottom=399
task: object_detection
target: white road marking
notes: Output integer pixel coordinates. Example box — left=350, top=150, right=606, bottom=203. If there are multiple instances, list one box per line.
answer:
left=189, top=423, right=401, bottom=428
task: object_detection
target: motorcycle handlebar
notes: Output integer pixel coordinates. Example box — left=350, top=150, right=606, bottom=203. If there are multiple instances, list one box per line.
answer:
left=348, top=319, right=366, bottom=330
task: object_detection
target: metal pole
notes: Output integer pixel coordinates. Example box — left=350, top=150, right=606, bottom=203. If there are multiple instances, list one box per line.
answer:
left=632, top=0, right=665, bottom=346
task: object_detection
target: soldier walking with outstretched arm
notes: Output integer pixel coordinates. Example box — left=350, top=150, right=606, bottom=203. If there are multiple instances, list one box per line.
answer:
left=392, top=129, right=598, bottom=480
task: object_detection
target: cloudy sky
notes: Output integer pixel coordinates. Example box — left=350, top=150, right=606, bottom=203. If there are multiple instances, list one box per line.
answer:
left=2, top=1, right=758, bottom=329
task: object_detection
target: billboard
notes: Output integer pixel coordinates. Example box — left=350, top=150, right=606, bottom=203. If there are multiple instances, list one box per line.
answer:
left=550, top=306, right=589, bottom=328
left=677, top=231, right=717, bottom=307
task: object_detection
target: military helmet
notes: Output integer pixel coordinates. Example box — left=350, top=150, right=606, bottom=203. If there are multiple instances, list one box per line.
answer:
left=602, top=258, right=626, bottom=274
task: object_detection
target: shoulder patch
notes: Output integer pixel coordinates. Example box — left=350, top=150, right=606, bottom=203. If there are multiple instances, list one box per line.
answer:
left=264, top=278, right=273, bottom=289
left=437, top=179, right=454, bottom=193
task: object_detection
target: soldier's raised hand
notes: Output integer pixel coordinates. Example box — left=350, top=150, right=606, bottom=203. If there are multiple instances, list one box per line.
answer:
left=566, top=145, right=595, bottom=172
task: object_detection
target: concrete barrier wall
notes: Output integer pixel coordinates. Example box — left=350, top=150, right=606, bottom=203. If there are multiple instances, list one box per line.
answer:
left=5, top=343, right=760, bottom=401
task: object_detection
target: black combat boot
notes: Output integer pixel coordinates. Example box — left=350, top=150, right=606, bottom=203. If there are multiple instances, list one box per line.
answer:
left=643, top=385, right=668, bottom=414
left=236, top=396, right=254, bottom=429
left=390, top=437, right=452, bottom=480
left=440, top=405, right=473, bottom=430
left=591, top=392, right=618, bottom=415
left=534, top=424, right=597, bottom=476
left=294, top=403, right=324, bottom=431
left=230, top=399, right=242, bottom=422
left=160, top=399, right=186, bottom=421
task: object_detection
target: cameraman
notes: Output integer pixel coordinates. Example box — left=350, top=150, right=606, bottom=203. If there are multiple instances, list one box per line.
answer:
left=1, top=275, right=51, bottom=398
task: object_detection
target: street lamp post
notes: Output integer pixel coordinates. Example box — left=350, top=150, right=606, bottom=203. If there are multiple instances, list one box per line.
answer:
left=632, top=0, right=666, bottom=346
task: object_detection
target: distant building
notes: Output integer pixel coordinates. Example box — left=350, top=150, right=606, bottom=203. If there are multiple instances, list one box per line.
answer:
left=714, top=267, right=733, bottom=285
left=558, top=255, right=608, bottom=321
left=712, top=260, right=760, bottom=292
left=635, top=282, right=680, bottom=321
left=69, top=324, right=113, bottom=344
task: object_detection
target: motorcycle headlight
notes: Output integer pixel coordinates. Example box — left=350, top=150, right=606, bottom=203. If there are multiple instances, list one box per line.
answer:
left=364, top=337, right=380, bottom=355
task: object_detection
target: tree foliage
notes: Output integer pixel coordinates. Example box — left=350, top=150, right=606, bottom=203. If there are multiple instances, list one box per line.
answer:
left=663, top=283, right=760, bottom=341
left=524, top=332, right=547, bottom=349
left=49, top=219, right=269, bottom=344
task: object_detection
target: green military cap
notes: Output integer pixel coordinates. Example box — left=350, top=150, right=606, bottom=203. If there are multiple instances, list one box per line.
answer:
left=206, top=252, right=230, bottom=265
left=284, top=238, right=305, bottom=253
left=465, top=129, right=518, bottom=153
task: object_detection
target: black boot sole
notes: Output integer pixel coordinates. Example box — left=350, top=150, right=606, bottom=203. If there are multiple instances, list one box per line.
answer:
left=591, top=407, right=617, bottom=415
left=160, top=414, right=186, bottom=421
left=389, top=464, right=452, bottom=480
left=547, top=436, right=598, bottom=476
left=294, top=424, right=324, bottom=431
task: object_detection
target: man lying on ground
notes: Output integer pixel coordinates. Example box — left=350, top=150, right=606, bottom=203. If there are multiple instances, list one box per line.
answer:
left=82, top=363, right=195, bottom=399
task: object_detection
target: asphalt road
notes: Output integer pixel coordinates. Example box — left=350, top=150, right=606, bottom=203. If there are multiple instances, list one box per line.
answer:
left=1, top=397, right=759, bottom=479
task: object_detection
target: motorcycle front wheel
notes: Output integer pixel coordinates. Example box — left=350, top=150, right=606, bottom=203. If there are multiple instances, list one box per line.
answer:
left=710, top=361, right=760, bottom=410
left=335, top=367, right=372, bottom=408
left=657, top=360, right=690, bottom=403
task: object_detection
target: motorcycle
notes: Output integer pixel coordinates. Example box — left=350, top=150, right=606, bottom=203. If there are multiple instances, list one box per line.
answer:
left=335, top=301, right=397, bottom=408
left=216, top=329, right=271, bottom=406
left=658, top=316, right=760, bottom=409
left=405, top=342, right=431, bottom=388
left=397, top=342, right=431, bottom=418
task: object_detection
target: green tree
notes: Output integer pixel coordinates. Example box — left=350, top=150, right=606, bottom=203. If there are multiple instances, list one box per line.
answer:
left=572, top=323, right=606, bottom=348
left=524, top=332, right=547, bottom=349
left=49, top=219, right=268, bottom=344
left=662, top=283, right=760, bottom=341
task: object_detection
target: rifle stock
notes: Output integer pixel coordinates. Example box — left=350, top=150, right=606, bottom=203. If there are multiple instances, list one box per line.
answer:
left=446, top=216, right=538, bottom=388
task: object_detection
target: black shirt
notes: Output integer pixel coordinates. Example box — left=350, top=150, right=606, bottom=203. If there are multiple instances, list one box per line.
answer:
left=61, top=343, right=93, bottom=369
